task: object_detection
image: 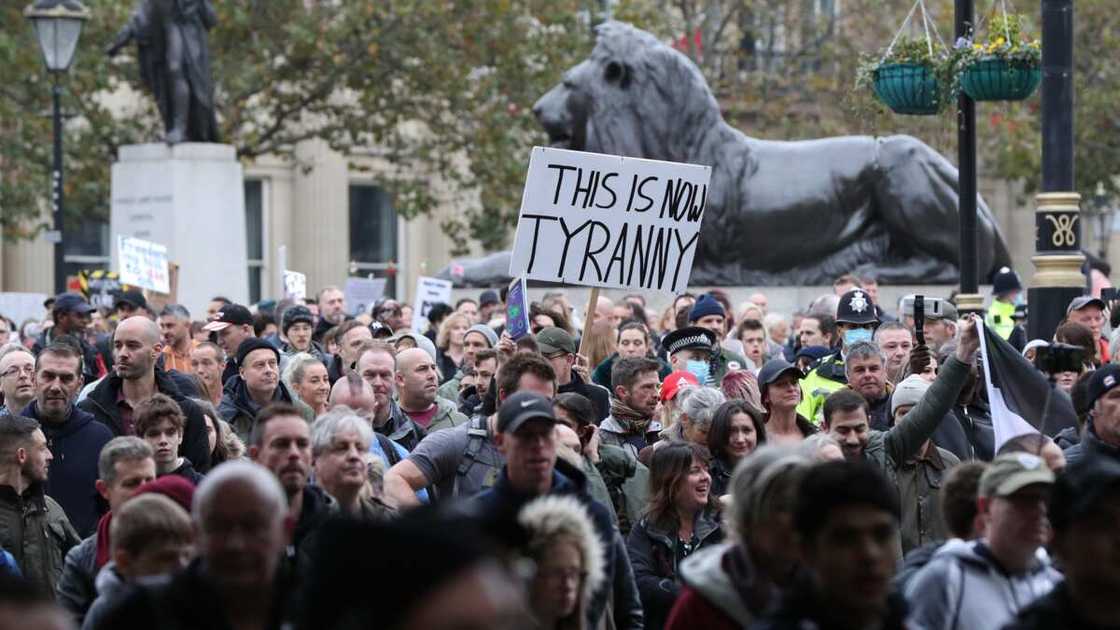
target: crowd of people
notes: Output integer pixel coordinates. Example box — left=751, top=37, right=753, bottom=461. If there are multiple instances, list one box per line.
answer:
left=0, top=271, right=1118, bottom=630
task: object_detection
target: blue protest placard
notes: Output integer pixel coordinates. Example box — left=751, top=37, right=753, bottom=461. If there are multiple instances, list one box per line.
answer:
left=506, top=277, right=530, bottom=340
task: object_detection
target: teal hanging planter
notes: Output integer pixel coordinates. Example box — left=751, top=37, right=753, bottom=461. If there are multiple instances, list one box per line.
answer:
left=960, top=57, right=1041, bottom=101
left=872, top=63, right=943, bottom=116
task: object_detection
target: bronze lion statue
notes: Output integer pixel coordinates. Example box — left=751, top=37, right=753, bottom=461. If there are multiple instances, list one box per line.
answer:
left=531, top=21, right=1011, bottom=286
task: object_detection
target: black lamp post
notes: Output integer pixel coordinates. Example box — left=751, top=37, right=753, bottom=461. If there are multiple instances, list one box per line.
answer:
left=24, top=0, right=90, bottom=295
left=954, top=0, right=984, bottom=315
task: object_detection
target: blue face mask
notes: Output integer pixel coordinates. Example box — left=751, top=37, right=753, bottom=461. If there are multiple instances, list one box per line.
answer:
left=844, top=327, right=873, bottom=346
left=685, top=360, right=711, bottom=385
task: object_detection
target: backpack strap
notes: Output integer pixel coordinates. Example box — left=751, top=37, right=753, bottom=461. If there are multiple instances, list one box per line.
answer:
left=376, top=433, right=401, bottom=467
left=453, top=415, right=490, bottom=497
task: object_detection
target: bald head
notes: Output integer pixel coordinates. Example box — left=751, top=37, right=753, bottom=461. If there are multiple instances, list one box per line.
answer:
left=394, top=347, right=439, bottom=410
left=117, top=316, right=162, bottom=345
left=394, top=347, right=430, bottom=372
left=594, top=295, right=615, bottom=324
left=329, top=373, right=377, bottom=420
left=113, top=316, right=163, bottom=380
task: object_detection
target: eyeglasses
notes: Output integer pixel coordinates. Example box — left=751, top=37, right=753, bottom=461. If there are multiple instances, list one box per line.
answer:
left=1, top=366, right=33, bottom=379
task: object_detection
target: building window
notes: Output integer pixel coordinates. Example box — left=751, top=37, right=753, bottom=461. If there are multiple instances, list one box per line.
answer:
left=349, top=184, right=397, bottom=297
left=63, top=213, right=110, bottom=282
left=245, top=180, right=264, bottom=304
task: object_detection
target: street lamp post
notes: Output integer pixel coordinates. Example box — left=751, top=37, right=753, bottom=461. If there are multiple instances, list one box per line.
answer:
left=1028, top=0, right=1083, bottom=342
left=954, top=0, right=984, bottom=316
left=24, top=0, right=90, bottom=295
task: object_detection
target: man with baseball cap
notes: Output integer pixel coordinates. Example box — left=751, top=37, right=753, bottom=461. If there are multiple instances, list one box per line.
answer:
left=34, top=293, right=101, bottom=384
left=1007, top=456, right=1120, bottom=629
left=218, top=338, right=312, bottom=442
left=203, top=303, right=255, bottom=385
left=537, top=327, right=610, bottom=422
left=467, top=391, right=643, bottom=629
left=797, top=288, right=881, bottom=423
left=1064, top=364, right=1120, bottom=466
left=919, top=298, right=959, bottom=355
left=906, top=453, right=1061, bottom=630
left=1066, top=295, right=1109, bottom=362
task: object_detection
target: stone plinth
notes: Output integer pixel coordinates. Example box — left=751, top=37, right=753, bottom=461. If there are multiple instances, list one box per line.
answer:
left=111, top=143, right=248, bottom=314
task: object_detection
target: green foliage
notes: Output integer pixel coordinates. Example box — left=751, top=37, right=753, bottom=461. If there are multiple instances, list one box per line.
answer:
left=855, top=36, right=954, bottom=115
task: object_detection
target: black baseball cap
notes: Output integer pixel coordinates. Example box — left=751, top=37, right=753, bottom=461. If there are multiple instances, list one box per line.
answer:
left=203, top=304, right=253, bottom=332
left=758, top=358, right=802, bottom=386
left=235, top=337, right=281, bottom=367
left=497, top=391, right=557, bottom=434
left=53, top=293, right=95, bottom=315
left=1087, top=364, right=1120, bottom=407
left=113, top=290, right=148, bottom=312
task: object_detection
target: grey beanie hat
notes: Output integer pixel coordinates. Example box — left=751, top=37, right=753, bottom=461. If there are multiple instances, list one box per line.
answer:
left=465, top=324, right=499, bottom=347
left=393, top=331, right=438, bottom=364
left=891, top=374, right=931, bottom=415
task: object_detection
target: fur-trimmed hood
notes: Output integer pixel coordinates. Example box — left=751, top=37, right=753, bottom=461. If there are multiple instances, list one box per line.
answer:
left=518, top=495, right=607, bottom=605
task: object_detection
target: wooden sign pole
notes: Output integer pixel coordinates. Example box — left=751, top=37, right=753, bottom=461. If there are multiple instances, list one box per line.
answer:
left=577, top=287, right=600, bottom=357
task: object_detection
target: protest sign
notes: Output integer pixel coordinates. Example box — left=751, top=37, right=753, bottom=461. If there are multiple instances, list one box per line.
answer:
left=283, top=270, right=307, bottom=301
left=117, top=235, right=170, bottom=294
left=412, top=276, right=454, bottom=333
left=0, top=293, right=47, bottom=328
left=505, top=277, right=530, bottom=340
left=344, top=277, right=387, bottom=317
left=77, top=270, right=132, bottom=309
left=509, top=147, right=711, bottom=294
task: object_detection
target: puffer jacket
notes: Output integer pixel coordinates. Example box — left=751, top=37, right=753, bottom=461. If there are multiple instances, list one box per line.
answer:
left=77, top=369, right=211, bottom=473
left=904, top=539, right=1061, bottom=630
left=57, top=534, right=97, bottom=623
left=0, top=482, right=81, bottom=597
left=627, top=510, right=724, bottom=629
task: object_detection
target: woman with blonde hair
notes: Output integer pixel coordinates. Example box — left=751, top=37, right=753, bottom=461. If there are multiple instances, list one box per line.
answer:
left=582, top=320, right=617, bottom=374
left=435, top=312, right=471, bottom=382
left=519, top=495, right=606, bottom=630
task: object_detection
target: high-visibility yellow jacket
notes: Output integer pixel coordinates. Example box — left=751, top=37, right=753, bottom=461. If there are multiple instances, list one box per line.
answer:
left=796, top=353, right=847, bottom=424
left=985, top=299, right=1016, bottom=340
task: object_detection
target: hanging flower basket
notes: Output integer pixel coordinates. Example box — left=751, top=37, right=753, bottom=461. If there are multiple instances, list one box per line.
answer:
left=873, top=63, right=943, bottom=115
left=960, top=58, right=1040, bottom=101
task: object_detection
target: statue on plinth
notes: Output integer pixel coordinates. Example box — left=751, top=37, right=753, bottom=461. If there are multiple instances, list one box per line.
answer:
left=108, top=0, right=220, bottom=144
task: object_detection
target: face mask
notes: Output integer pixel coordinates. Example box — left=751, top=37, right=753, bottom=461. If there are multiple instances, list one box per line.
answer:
left=685, top=360, right=711, bottom=385
left=844, top=328, right=873, bottom=346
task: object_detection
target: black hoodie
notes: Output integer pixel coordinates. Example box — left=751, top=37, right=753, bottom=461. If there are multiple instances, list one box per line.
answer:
left=23, top=402, right=113, bottom=537
left=78, top=369, right=211, bottom=473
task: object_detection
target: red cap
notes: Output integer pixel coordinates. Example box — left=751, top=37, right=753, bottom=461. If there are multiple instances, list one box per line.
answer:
left=134, top=474, right=196, bottom=513
left=660, top=370, right=699, bottom=402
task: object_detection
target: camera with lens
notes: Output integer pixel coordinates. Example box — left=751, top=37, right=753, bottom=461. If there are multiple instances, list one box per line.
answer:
left=1033, top=343, right=1084, bottom=374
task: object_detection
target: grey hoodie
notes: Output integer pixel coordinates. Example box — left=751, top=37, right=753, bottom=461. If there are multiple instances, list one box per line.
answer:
left=676, top=543, right=756, bottom=627
left=904, top=539, right=1061, bottom=630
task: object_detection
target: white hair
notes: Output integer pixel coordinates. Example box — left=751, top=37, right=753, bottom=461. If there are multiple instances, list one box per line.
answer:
left=762, top=312, right=788, bottom=332
left=282, top=352, right=323, bottom=391
left=192, top=460, right=287, bottom=524
left=677, top=386, right=726, bottom=430
left=310, top=406, right=374, bottom=457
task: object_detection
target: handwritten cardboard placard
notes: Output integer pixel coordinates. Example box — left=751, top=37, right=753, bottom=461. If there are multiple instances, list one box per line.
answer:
left=412, top=276, right=454, bottom=333
left=344, top=277, right=387, bottom=317
left=117, top=235, right=170, bottom=294
left=509, top=147, right=711, bottom=294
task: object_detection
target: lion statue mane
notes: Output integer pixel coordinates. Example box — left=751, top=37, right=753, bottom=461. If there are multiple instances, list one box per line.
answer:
left=529, top=21, right=1011, bottom=286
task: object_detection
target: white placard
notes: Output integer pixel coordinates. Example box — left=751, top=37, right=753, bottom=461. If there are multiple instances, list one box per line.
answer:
left=344, top=277, right=387, bottom=317
left=282, top=270, right=307, bottom=301
left=0, top=293, right=48, bottom=328
left=412, top=276, right=454, bottom=332
left=509, top=146, right=711, bottom=294
left=117, top=235, right=170, bottom=293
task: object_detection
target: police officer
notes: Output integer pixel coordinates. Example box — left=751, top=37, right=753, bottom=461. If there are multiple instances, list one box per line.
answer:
left=985, top=266, right=1022, bottom=342
left=663, top=326, right=720, bottom=385
left=796, top=288, right=880, bottom=423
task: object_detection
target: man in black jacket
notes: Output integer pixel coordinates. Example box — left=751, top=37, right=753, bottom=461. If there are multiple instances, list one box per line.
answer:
left=22, top=343, right=112, bottom=536
left=78, top=317, right=210, bottom=473
left=465, top=392, right=643, bottom=630
left=536, top=327, right=611, bottom=422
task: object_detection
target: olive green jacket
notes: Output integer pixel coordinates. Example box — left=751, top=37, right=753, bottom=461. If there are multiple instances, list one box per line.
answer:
left=0, top=483, right=80, bottom=598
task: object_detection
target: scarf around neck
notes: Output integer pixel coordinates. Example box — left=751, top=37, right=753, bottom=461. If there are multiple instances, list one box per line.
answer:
left=610, top=397, right=653, bottom=436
